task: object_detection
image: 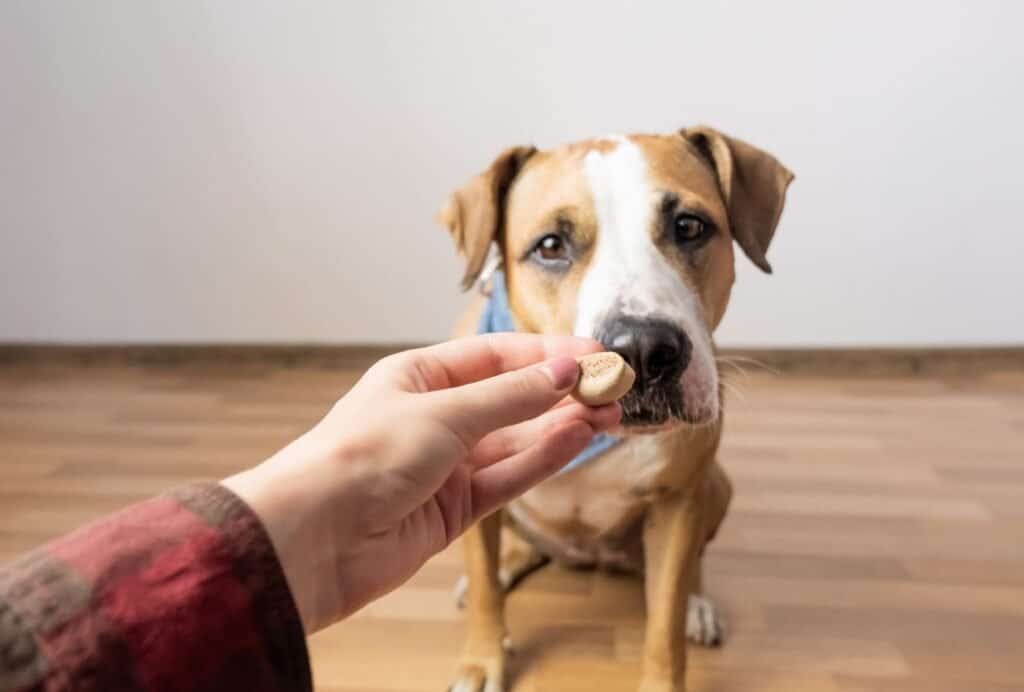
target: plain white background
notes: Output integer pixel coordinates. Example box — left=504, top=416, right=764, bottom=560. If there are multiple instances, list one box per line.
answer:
left=2, top=1, right=1022, bottom=346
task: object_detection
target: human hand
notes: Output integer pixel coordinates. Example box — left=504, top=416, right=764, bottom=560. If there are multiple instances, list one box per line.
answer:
left=222, top=334, right=621, bottom=633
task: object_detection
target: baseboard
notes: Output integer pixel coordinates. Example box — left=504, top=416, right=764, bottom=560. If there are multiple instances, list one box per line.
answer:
left=2, top=343, right=1023, bottom=376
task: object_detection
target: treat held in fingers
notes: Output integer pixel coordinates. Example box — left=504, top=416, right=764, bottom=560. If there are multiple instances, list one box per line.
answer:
left=571, top=352, right=636, bottom=406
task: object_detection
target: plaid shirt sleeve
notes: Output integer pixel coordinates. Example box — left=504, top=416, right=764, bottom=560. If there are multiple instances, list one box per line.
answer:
left=0, top=483, right=312, bottom=692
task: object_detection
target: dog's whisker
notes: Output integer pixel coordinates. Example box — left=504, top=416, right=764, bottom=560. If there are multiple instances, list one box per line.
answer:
left=720, top=379, right=747, bottom=403
left=715, top=359, right=752, bottom=380
left=716, top=355, right=781, bottom=376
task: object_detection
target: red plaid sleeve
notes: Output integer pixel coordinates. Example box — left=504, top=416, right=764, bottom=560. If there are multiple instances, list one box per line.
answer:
left=0, top=483, right=311, bottom=692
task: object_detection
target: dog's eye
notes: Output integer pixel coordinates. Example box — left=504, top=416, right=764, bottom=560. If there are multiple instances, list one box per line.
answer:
left=535, top=234, right=568, bottom=262
left=673, top=214, right=708, bottom=245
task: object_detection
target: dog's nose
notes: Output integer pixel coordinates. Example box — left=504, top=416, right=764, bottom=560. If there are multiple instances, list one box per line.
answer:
left=601, top=318, right=692, bottom=385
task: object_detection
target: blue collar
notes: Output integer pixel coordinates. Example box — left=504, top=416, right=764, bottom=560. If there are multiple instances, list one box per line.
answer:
left=477, top=270, right=623, bottom=473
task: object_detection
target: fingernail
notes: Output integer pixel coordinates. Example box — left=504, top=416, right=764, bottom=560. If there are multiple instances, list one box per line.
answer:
left=540, top=356, right=580, bottom=390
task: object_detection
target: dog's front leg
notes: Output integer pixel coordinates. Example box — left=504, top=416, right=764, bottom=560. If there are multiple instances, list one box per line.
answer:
left=449, top=510, right=507, bottom=692
left=638, top=487, right=706, bottom=692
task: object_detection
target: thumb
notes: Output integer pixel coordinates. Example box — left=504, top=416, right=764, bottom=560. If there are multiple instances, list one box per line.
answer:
left=431, top=355, right=580, bottom=447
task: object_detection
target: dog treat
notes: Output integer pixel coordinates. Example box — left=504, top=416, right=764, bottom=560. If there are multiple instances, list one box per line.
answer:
left=571, top=352, right=636, bottom=406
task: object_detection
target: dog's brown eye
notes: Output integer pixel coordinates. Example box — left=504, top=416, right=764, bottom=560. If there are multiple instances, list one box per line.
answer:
left=674, top=214, right=707, bottom=244
left=536, top=234, right=567, bottom=261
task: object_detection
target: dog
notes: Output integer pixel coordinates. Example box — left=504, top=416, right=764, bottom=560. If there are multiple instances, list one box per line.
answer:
left=438, top=126, right=793, bottom=692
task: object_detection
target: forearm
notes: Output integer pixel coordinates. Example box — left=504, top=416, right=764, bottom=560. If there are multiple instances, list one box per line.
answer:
left=0, top=484, right=311, bottom=692
left=221, top=437, right=393, bottom=634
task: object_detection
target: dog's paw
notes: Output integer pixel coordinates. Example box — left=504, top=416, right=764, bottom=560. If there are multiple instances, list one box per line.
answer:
left=447, top=655, right=505, bottom=692
left=686, top=593, right=724, bottom=647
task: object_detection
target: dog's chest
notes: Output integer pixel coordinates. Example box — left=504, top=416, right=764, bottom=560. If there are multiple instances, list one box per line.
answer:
left=508, top=431, right=711, bottom=570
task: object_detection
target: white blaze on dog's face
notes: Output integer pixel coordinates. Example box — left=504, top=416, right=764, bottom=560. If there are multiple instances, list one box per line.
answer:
left=572, top=136, right=724, bottom=428
left=439, top=128, right=793, bottom=431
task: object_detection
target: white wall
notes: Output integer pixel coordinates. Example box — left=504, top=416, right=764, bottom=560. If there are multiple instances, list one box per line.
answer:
left=2, top=1, right=1022, bottom=347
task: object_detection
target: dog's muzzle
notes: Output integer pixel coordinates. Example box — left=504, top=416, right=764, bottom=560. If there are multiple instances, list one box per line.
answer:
left=596, top=316, right=693, bottom=427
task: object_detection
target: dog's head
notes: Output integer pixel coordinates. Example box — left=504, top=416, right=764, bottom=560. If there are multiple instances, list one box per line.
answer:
left=438, top=127, right=793, bottom=432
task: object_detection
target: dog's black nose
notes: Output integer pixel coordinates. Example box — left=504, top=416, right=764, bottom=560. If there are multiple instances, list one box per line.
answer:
left=600, top=318, right=692, bottom=385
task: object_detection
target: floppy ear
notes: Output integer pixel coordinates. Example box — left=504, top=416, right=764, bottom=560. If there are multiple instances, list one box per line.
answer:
left=680, top=126, right=794, bottom=273
left=436, top=146, right=537, bottom=290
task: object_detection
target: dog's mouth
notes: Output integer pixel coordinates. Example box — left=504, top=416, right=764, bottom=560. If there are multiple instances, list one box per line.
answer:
left=616, top=381, right=718, bottom=433
left=619, top=387, right=682, bottom=427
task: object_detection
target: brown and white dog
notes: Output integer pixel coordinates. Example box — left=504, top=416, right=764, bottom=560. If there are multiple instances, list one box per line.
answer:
left=439, top=126, right=793, bottom=692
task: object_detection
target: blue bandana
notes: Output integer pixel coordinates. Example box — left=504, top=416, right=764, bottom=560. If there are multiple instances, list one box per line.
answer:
left=477, top=271, right=623, bottom=474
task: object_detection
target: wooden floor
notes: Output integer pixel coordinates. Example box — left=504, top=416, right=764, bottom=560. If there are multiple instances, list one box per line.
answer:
left=1, top=362, right=1023, bottom=691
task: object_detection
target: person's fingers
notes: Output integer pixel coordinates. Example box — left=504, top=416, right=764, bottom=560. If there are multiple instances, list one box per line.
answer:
left=431, top=355, right=583, bottom=447
left=468, top=401, right=621, bottom=469
left=387, top=333, right=603, bottom=392
left=470, top=421, right=596, bottom=516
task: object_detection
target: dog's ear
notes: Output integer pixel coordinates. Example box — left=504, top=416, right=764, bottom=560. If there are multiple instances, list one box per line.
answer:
left=436, top=146, right=537, bottom=290
left=680, top=126, right=794, bottom=273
